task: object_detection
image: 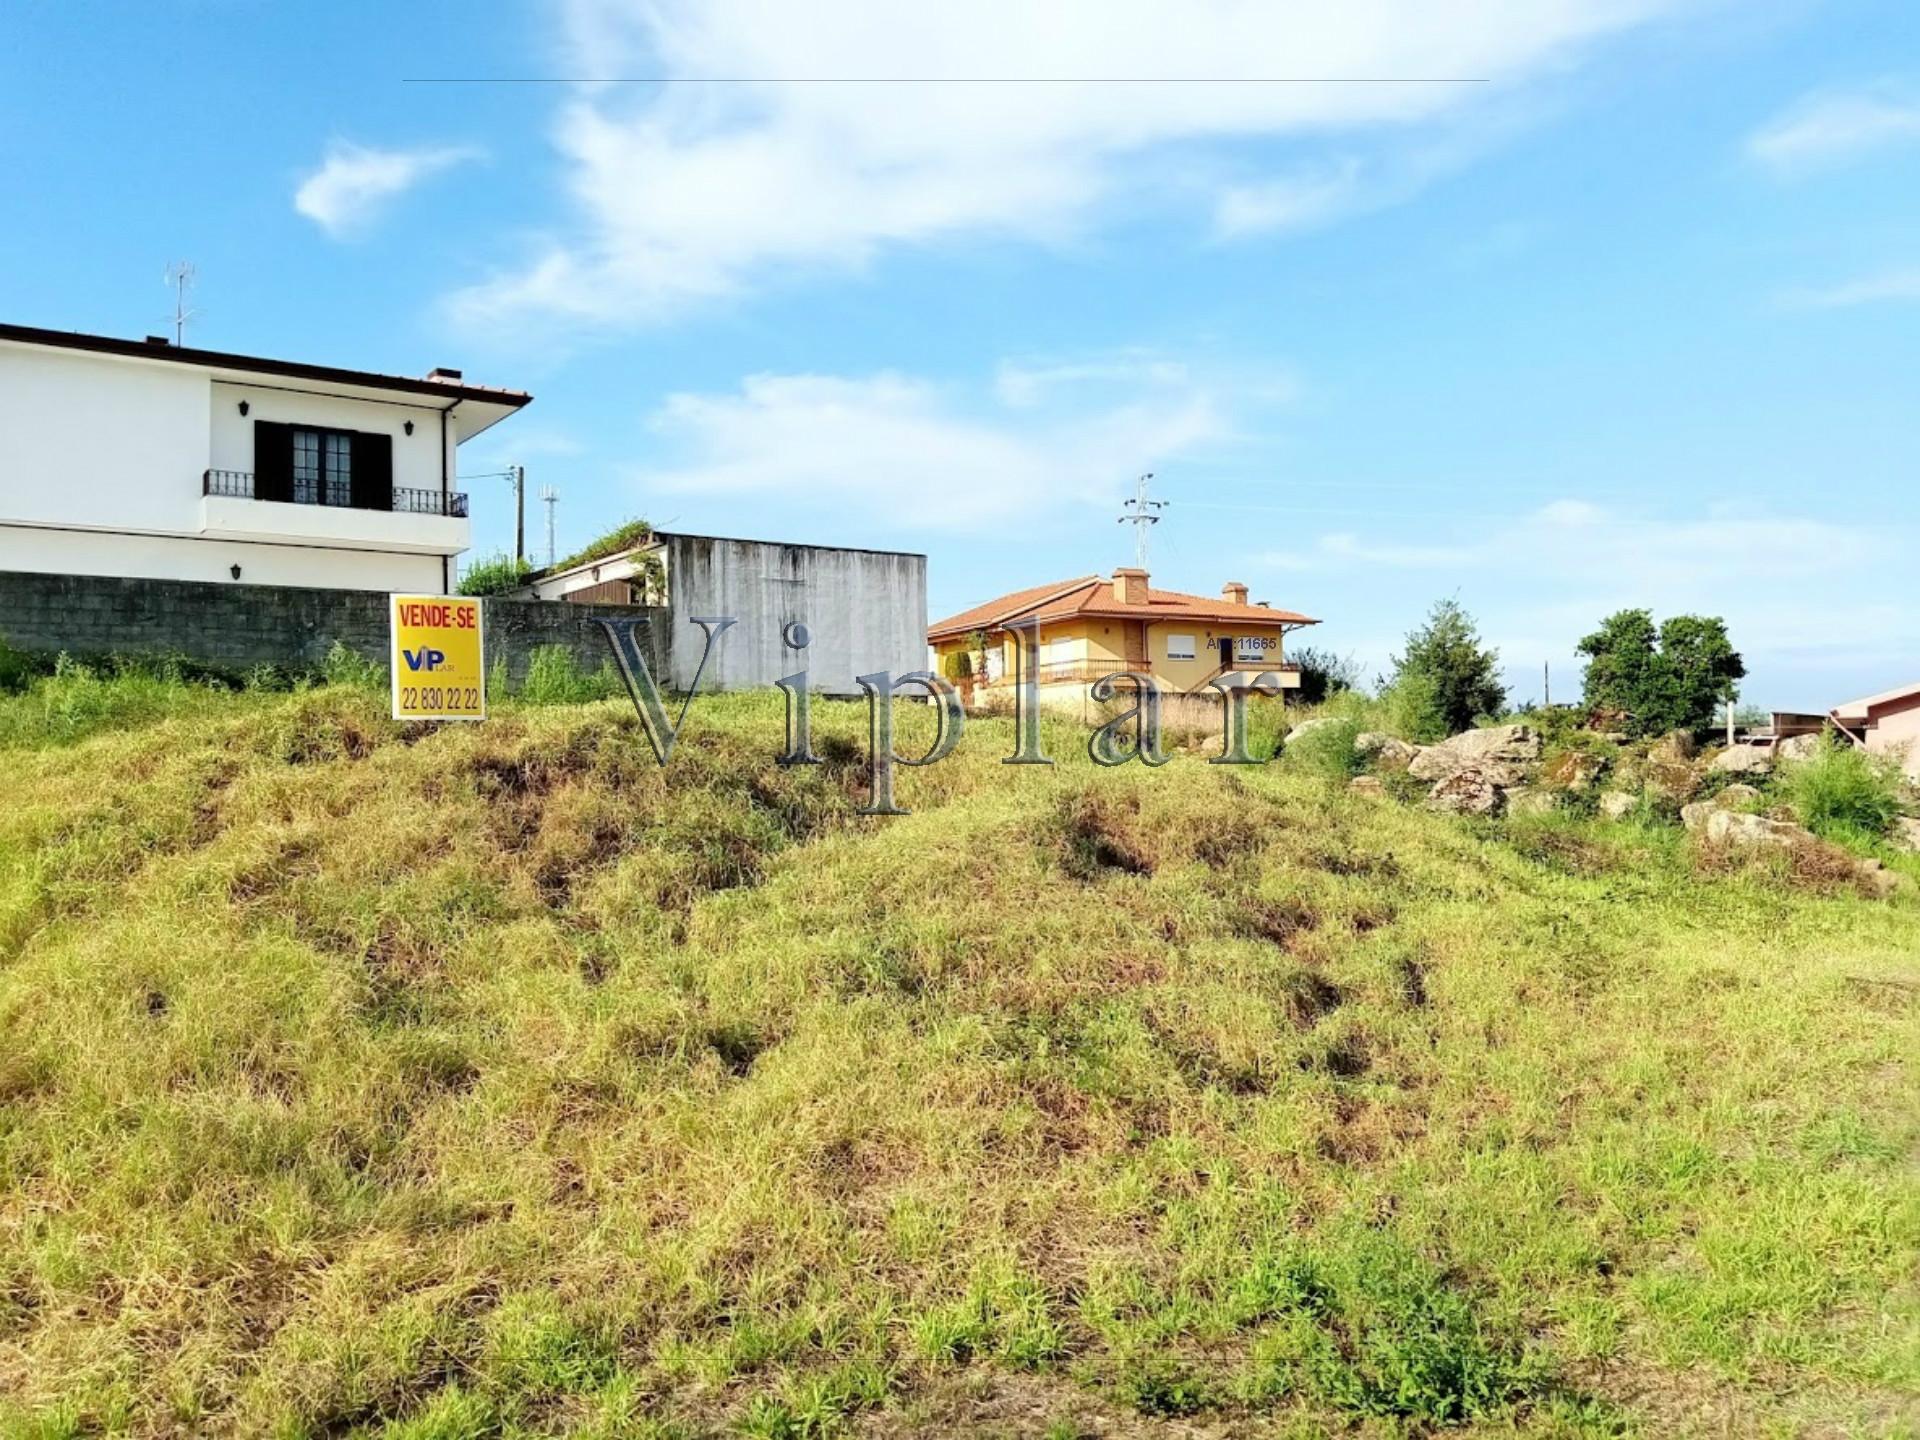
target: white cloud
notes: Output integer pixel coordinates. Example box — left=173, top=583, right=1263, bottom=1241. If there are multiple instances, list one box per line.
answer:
left=447, top=0, right=1693, bottom=330
left=1783, top=265, right=1920, bottom=309
left=626, top=356, right=1233, bottom=532
left=295, top=141, right=482, bottom=238
left=1746, top=81, right=1920, bottom=176
left=1254, top=499, right=1916, bottom=702
left=1264, top=498, right=1890, bottom=586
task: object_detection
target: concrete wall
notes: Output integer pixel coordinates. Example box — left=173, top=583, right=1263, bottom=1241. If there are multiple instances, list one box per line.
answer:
left=660, top=533, right=926, bottom=695
left=0, top=570, right=662, bottom=688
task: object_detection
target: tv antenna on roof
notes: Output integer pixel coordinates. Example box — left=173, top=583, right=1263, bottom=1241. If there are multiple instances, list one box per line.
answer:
left=540, top=485, right=558, bottom=567
left=162, top=261, right=198, bottom=344
left=1117, top=472, right=1166, bottom=569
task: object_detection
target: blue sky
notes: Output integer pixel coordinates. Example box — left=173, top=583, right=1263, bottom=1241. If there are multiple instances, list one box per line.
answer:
left=3, top=0, right=1916, bottom=708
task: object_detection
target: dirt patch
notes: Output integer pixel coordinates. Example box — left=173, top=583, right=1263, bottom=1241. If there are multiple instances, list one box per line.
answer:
left=1051, top=792, right=1157, bottom=880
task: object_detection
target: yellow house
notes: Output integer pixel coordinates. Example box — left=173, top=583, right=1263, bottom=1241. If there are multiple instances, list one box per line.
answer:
left=928, top=568, right=1318, bottom=702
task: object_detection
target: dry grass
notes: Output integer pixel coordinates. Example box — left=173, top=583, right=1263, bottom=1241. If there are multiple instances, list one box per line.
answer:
left=0, top=684, right=1916, bottom=1438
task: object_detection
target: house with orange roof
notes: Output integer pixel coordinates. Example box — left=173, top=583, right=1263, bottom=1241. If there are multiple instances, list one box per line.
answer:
left=927, top=567, right=1318, bottom=702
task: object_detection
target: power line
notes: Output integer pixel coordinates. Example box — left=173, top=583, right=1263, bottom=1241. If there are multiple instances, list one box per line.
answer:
left=403, top=76, right=1489, bottom=85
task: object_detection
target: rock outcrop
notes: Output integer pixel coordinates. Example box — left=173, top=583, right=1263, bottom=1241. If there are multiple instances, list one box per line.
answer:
left=1505, top=787, right=1559, bottom=817
left=1597, top=792, right=1638, bottom=820
left=1407, top=724, right=1540, bottom=788
left=1696, top=808, right=1902, bottom=898
left=1426, top=768, right=1506, bottom=817
left=1285, top=717, right=1343, bottom=744
left=1354, top=732, right=1421, bottom=771
left=1541, top=750, right=1606, bottom=792
left=1708, top=744, right=1773, bottom=776
left=1679, top=784, right=1764, bottom=831
left=1642, top=731, right=1702, bottom=807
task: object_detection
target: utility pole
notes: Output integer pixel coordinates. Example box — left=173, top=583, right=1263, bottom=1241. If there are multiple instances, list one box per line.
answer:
left=163, top=261, right=197, bottom=344
left=540, top=485, right=557, bottom=567
left=512, top=465, right=526, bottom=564
left=1117, top=472, right=1166, bottom=570
left=1543, top=661, right=1550, bottom=708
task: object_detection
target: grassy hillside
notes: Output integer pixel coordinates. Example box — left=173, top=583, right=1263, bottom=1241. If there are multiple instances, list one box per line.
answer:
left=0, top=681, right=1916, bottom=1437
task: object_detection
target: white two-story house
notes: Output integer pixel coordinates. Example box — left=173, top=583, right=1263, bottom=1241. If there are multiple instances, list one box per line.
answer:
left=0, top=323, right=530, bottom=594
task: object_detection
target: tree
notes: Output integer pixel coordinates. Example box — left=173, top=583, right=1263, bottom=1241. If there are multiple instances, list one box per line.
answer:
left=1387, top=599, right=1506, bottom=736
left=1289, top=645, right=1363, bottom=705
left=1575, top=609, right=1745, bottom=738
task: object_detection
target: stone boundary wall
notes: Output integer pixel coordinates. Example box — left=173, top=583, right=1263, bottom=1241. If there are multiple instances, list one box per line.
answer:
left=0, top=570, right=666, bottom=687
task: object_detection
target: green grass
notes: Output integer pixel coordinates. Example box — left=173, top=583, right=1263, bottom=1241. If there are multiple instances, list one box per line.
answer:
left=1778, top=734, right=1907, bottom=845
left=0, top=685, right=1916, bottom=1437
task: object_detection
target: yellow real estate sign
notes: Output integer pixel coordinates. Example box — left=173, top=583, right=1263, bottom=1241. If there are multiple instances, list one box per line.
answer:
left=389, top=595, right=485, bottom=721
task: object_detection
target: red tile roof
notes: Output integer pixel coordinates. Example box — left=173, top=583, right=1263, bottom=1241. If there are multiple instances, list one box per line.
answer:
left=928, top=575, right=1317, bottom=640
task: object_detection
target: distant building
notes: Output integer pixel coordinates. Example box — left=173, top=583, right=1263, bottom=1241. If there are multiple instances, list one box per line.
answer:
left=0, top=322, right=529, bottom=594
left=525, top=529, right=926, bottom=695
left=927, top=568, right=1318, bottom=702
left=1831, top=682, right=1920, bottom=780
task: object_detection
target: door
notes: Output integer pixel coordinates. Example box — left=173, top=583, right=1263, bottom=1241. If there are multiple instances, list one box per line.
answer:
left=1218, top=637, right=1233, bottom=669
left=1124, top=622, right=1148, bottom=670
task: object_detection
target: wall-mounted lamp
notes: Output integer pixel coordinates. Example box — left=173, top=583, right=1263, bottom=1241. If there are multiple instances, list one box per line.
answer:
left=404, top=420, right=414, bottom=435
left=238, top=400, right=250, bottom=416
left=230, top=564, right=242, bottom=581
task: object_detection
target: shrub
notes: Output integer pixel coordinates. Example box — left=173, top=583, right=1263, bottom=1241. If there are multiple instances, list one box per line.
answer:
left=458, top=553, right=536, bottom=597
left=1778, top=734, right=1904, bottom=842
left=519, top=646, right=620, bottom=705
left=1282, top=714, right=1363, bottom=779
left=320, top=641, right=383, bottom=691
left=0, top=636, right=50, bottom=694
left=1385, top=600, right=1504, bottom=735
left=1290, top=646, right=1363, bottom=705
left=551, top=518, right=654, bottom=574
left=1376, top=669, right=1447, bottom=743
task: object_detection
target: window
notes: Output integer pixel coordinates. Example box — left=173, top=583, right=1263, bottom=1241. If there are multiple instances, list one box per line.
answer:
left=1047, top=636, right=1075, bottom=666
left=1235, top=634, right=1277, bottom=661
left=290, top=429, right=353, bottom=506
left=1166, top=632, right=1195, bottom=660
left=323, top=432, right=353, bottom=506
left=254, top=420, right=392, bottom=511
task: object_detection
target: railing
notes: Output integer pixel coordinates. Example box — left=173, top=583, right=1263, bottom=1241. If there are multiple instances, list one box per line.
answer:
left=202, top=469, right=469, bottom=518
left=1032, top=659, right=1151, bottom=685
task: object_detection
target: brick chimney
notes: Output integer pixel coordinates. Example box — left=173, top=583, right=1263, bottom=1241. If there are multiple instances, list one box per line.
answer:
left=1222, top=581, right=1249, bottom=606
left=1113, top=567, right=1149, bottom=606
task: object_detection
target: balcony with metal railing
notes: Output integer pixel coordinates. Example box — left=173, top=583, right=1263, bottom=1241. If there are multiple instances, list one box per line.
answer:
left=203, top=469, right=468, bottom=518
left=199, top=470, right=472, bottom=555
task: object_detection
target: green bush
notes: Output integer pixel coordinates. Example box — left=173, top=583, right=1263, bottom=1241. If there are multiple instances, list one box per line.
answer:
left=551, top=518, right=654, bottom=574
left=1778, top=734, right=1904, bottom=842
left=320, top=641, right=383, bottom=691
left=0, top=636, right=51, bottom=694
left=1282, top=713, right=1363, bottom=779
left=1290, top=645, right=1363, bottom=705
left=518, top=646, right=621, bottom=705
left=1376, top=669, right=1447, bottom=743
left=458, top=553, right=536, bottom=597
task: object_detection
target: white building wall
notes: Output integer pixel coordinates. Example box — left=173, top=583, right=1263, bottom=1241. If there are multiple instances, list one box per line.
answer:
left=0, top=525, right=445, bottom=592
left=208, top=380, right=449, bottom=496
left=0, top=340, right=471, bottom=594
left=0, top=343, right=210, bottom=531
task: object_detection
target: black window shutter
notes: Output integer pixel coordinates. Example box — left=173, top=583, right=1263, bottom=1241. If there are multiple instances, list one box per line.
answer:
left=354, top=432, right=394, bottom=511
left=253, top=421, right=293, bottom=502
